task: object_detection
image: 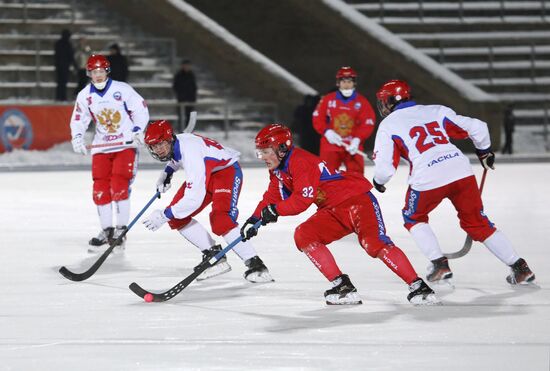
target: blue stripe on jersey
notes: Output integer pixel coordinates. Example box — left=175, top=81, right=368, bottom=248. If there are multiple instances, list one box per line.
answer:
left=394, top=100, right=416, bottom=111
left=123, top=101, right=131, bottom=118
left=391, top=134, right=411, bottom=164
left=164, top=207, right=174, bottom=220
left=89, top=78, right=112, bottom=97
left=320, top=167, right=343, bottom=181
left=402, top=188, right=420, bottom=225
left=279, top=148, right=293, bottom=172
left=229, top=163, right=242, bottom=222
left=367, top=192, right=394, bottom=245
left=173, top=139, right=182, bottom=161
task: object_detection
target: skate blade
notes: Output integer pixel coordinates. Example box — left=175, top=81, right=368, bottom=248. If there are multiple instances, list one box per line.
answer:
left=431, top=278, right=455, bottom=290
left=196, top=262, right=232, bottom=281
left=325, top=292, right=363, bottom=305
left=245, top=270, right=274, bottom=283
left=409, top=293, right=441, bottom=306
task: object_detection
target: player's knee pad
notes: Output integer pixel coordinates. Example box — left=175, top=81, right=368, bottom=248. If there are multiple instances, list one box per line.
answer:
left=365, top=242, right=388, bottom=258
left=294, top=224, right=319, bottom=251
left=110, top=173, right=130, bottom=201
left=168, top=217, right=192, bottom=231
left=463, top=225, right=496, bottom=242
left=209, top=211, right=236, bottom=236
left=93, top=180, right=111, bottom=205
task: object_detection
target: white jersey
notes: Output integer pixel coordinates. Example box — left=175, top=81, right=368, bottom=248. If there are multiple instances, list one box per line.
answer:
left=373, top=102, right=491, bottom=191
left=69, top=79, right=149, bottom=154
left=164, top=133, right=241, bottom=220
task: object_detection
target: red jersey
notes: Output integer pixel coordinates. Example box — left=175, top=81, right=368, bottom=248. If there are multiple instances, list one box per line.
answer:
left=312, top=90, right=376, bottom=152
left=252, top=147, right=373, bottom=218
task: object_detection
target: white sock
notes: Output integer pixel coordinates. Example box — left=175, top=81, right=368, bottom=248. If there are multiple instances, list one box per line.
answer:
left=178, top=219, right=216, bottom=252
left=483, top=230, right=520, bottom=266
left=224, top=226, right=257, bottom=262
left=115, top=199, right=130, bottom=227
left=409, top=222, right=444, bottom=261
left=97, top=203, right=113, bottom=230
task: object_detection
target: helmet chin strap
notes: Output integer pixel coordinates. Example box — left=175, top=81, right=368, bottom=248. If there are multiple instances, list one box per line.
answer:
left=339, top=88, right=354, bottom=98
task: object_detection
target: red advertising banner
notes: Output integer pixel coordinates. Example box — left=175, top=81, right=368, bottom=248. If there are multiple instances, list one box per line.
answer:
left=0, top=105, right=73, bottom=153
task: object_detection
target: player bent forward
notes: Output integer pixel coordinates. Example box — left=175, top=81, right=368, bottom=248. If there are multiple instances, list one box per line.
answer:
left=240, top=123, right=439, bottom=305
left=141, top=120, right=273, bottom=282
left=372, top=79, right=535, bottom=285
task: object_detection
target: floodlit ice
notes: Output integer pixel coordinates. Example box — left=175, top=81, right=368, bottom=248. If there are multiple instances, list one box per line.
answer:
left=1, top=163, right=549, bottom=370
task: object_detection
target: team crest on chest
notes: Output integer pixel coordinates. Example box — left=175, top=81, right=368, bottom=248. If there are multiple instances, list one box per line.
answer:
left=97, top=108, right=122, bottom=133
left=113, top=91, right=122, bottom=101
left=354, top=102, right=362, bottom=110
left=333, top=113, right=354, bottom=137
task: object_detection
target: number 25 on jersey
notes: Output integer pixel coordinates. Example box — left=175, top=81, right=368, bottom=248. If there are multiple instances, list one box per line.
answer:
left=409, top=121, right=449, bottom=153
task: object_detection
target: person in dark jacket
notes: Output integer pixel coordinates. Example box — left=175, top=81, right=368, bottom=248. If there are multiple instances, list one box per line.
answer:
left=54, top=29, right=76, bottom=101
left=172, top=59, right=197, bottom=130
left=501, top=104, right=515, bottom=154
left=107, top=43, right=129, bottom=82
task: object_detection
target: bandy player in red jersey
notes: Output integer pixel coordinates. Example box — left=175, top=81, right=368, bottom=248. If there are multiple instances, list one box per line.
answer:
left=312, top=66, right=376, bottom=174
left=69, top=54, right=149, bottom=252
left=140, top=120, right=273, bottom=283
left=372, top=80, right=535, bottom=285
left=240, top=123, right=439, bottom=305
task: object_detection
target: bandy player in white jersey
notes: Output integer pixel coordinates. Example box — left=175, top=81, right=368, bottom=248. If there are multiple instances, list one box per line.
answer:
left=371, top=80, right=535, bottom=286
left=140, top=120, right=273, bottom=283
left=69, top=54, right=149, bottom=252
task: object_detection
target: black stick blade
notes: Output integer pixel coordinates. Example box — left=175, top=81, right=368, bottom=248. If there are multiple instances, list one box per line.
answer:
left=59, top=265, right=94, bottom=282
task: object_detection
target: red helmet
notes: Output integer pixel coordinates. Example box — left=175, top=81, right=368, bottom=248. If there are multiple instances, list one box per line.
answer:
left=144, top=120, right=175, bottom=161
left=336, top=66, right=357, bottom=80
left=255, top=124, right=293, bottom=152
left=86, top=54, right=110, bottom=75
left=376, top=80, right=412, bottom=117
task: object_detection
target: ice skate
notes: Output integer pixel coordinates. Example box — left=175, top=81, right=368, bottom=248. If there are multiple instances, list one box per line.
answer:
left=243, top=256, right=274, bottom=283
left=111, top=226, right=127, bottom=253
left=506, top=258, right=535, bottom=285
left=426, top=257, right=453, bottom=287
left=324, top=274, right=362, bottom=305
left=407, top=278, right=440, bottom=305
left=196, top=245, right=232, bottom=281
left=88, top=227, right=114, bottom=253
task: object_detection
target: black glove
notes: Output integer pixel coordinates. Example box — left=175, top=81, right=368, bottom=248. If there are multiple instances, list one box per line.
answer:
left=240, top=217, right=260, bottom=241
left=260, top=204, right=279, bottom=225
left=372, top=178, right=386, bottom=193
left=476, top=148, right=495, bottom=170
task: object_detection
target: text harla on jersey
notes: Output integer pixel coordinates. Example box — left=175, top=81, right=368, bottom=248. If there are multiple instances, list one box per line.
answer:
left=427, top=152, right=459, bottom=167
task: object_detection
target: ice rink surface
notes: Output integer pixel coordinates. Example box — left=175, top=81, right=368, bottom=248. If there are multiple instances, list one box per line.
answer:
left=1, top=163, right=549, bottom=370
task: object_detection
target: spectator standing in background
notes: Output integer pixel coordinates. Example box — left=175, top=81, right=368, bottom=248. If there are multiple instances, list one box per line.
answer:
left=501, top=104, right=515, bottom=154
left=172, top=59, right=197, bottom=130
left=107, top=43, right=129, bottom=82
left=54, top=29, right=77, bottom=101
left=74, top=37, right=91, bottom=95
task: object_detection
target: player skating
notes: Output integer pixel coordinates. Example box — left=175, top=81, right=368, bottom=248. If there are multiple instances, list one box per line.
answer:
left=69, top=54, right=149, bottom=253
left=372, top=79, right=535, bottom=286
left=141, top=120, right=273, bottom=283
left=240, top=123, right=439, bottom=305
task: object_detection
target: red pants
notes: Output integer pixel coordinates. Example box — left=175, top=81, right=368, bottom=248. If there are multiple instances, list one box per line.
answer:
left=320, top=149, right=364, bottom=174
left=294, top=192, right=418, bottom=283
left=295, top=192, right=393, bottom=257
left=167, top=163, right=242, bottom=236
left=91, top=148, right=137, bottom=205
left=402, top=175, right=495, bottom=241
